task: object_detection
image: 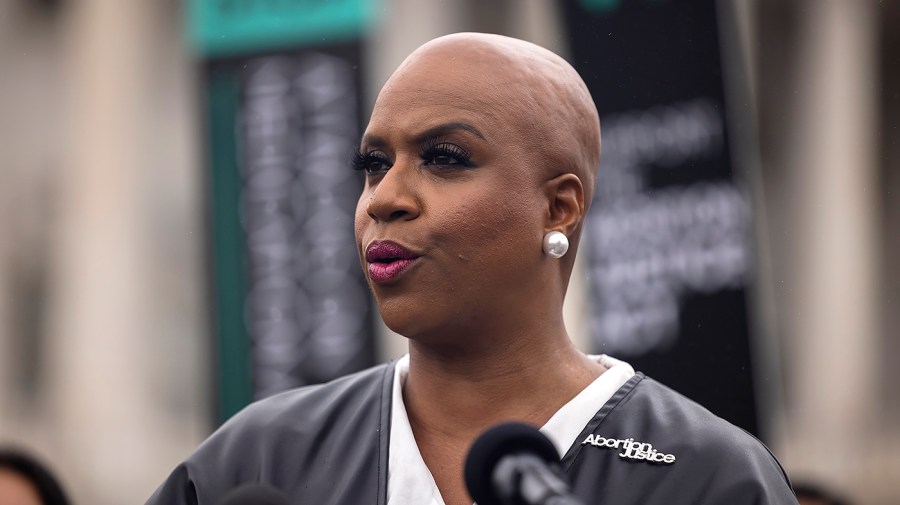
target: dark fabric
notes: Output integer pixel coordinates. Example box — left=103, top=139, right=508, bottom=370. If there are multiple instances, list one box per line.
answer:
left=146, top=365, right=797, bottom=505
left=562, top=373, right=796, bottom=504
left=146, top=363, right=394, bottom=505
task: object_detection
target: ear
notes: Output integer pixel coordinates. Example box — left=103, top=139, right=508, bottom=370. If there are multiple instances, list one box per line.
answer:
left=542, top=173, right=585, bottom=236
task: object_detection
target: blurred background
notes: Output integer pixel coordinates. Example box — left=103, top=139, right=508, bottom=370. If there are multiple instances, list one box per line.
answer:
left=0, top=0, right=897, bottom=503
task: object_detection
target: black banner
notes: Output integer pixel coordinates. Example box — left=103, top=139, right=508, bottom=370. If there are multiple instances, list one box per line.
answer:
left=563, top=0, right=759, bottom=433
left=204, top=43, right=374, bottom=423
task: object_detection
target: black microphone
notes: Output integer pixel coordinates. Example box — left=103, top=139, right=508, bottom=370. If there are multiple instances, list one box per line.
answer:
left=465, top=422, right=585, bottom=505
left=217, top=483, right=290, bottom=505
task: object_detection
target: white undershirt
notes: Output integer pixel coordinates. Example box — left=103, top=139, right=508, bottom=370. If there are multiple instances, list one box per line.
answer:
left=386, top=354, right=636, bottom=505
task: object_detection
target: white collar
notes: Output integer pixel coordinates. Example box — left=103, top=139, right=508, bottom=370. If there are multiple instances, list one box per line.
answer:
left=386, top=354, right=635, bottom=505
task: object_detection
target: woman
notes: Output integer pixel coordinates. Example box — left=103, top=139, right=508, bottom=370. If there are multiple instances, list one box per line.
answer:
left=0, top=449, right=71, bottom=505
left=148, top=33, right=797, bottom=505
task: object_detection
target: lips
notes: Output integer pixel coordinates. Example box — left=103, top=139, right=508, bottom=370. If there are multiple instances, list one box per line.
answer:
left=365, top=241, right=421, bottom=284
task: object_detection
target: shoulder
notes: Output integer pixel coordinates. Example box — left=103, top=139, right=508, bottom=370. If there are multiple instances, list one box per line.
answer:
left=224, top=362, right=394, bottom=434
left=622, top=375, right=782, bottom=464
left=169, top=362, right=394, bottom=500
left=566, top=373, right=796, bottom=504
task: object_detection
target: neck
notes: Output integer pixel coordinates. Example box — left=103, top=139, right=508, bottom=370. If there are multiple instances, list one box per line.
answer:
left=401, top=320, right=604, bottom=441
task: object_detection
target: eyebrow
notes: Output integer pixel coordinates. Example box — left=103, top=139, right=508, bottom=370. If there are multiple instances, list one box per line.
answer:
left=361, top=121, right=487, bottom=148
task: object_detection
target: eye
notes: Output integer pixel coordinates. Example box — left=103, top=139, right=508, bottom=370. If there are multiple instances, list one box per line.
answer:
left=351, top=149, right=392, bottom=175
left=421, top=141, right=473, bottom=168
left=426, top=152, right=462, bottom=166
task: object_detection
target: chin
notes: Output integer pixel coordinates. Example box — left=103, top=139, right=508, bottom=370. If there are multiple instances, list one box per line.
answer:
left=377, top=305, right=424, bottom=339
left=376, top=298, right=446, bottom=341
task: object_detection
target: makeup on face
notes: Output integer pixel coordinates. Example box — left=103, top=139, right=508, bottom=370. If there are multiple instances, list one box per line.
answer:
left=352, top=121, right=487, bottom=178
left=365, top=240, right=421, bottom=285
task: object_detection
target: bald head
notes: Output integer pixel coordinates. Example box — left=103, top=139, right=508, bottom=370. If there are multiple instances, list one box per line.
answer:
left=357, top=33, right=601, bottom=335
left=375, top=33, right=601, bottom=208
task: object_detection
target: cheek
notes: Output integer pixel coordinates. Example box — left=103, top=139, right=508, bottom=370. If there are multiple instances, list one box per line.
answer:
left=435, top=185, right=540, bottom=261
left=353, top=193, right=373, bottom=267
left=354, top=193, right=370, bottom=241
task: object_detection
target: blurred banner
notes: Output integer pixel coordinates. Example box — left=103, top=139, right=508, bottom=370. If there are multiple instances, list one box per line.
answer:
left=563, top=0, right=760, bottom=433
left=189, top=0, right=377, bottom=424
left=187, top=0, right=375, bottom=58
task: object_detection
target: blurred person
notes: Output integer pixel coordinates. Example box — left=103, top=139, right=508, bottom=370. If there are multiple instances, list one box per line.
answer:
left=148, top=33, right=798, bottom=504
left=0, top=449, right=70, bottom=505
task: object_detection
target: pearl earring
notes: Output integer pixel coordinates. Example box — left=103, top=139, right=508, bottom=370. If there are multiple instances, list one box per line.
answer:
left=542, top=231, right=569, bottom=259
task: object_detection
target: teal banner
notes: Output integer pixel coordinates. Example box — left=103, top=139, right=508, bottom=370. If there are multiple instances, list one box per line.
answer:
left=206, top=67, right=253, bottom=422
left=187, top=0, right=376, bottom=57
left=577, top=0, right=667, bottom=14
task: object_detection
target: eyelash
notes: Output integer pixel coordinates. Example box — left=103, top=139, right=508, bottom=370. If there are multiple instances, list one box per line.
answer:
left=421, top=138, right=473, bottom=167
left=350, top=149, right=391, bottom=174
left=351, top=139, right=474, bottom=175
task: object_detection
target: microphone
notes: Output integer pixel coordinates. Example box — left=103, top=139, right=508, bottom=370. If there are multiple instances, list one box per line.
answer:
left=464, top=422, right=585, bottom=505
left=217, top=483, right=290, bottom=505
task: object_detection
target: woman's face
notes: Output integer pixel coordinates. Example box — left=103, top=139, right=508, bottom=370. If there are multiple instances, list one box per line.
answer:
left=0, top=469, right=42, bottom=505
left=354, top=51, right=552, bottom=340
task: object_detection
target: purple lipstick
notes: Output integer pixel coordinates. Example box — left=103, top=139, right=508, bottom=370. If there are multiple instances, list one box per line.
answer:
left=365, top=241, right=420, bottom=284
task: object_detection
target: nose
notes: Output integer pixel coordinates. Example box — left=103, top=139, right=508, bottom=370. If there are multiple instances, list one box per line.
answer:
left=365, top=161, right=421, bottom=223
